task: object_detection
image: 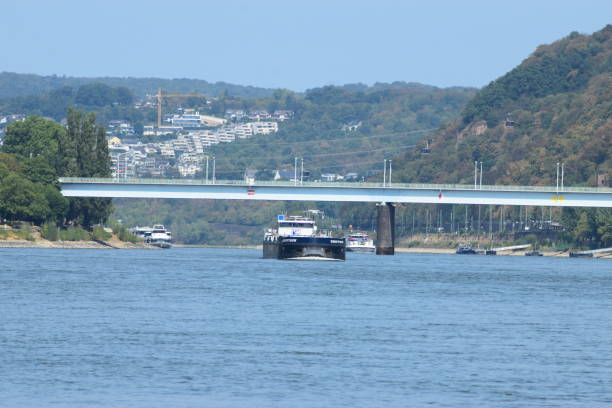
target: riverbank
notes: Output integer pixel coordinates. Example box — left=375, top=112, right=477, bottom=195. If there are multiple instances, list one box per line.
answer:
left=0, top=229, right=158, bottom=249
left=0, top=239, right=158, bottom=249
left=395, top=247, right=611, bottom=258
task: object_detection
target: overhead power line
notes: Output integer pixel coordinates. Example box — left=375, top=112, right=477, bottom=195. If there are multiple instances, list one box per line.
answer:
left=212, top=144, right=416, bottom=163
left=209, top=127, right=437, bottom=148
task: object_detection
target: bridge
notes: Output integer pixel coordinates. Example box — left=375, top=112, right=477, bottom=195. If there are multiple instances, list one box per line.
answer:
left=59, top=177, right=612, bottom=255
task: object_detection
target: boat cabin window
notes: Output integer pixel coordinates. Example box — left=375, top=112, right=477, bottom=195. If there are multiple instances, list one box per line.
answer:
left=279, top=222, right=313, bottom=228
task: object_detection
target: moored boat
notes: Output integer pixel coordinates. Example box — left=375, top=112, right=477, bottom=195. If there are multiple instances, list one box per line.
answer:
left=344, top=232, right=375, bottom=252
left=456, top=245, right=477, bottom=254
left=131, top=224, right=173, bottom=248
left=263, top=215, right=345, bottom=261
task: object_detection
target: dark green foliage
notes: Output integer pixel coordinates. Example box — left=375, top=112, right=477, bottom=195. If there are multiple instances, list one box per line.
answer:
left=0, top=72, right=275, bottom=99
left=62, top=108, right=113, bottom=228
left=0, top=173, right=50, bottom=224
left=560, top=208, right=612, bottom=248
left=59, top=227, right=91, bottom=241
left=1, top=116, right=64, bottom=167
left=74, top=83, right=133, bottom=107
left=462, top=25, right=611, bottom=125
left=0, top=110, right=111, bottom=227
left=43, top=185, right=68, bottom=222
left=0, top=83, right=139, bottom=123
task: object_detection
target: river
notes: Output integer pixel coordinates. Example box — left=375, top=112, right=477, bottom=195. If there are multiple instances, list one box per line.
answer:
left=1, top=248, right=611, bottom=407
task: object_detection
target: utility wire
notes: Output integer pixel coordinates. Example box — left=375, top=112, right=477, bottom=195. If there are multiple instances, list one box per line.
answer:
left=211, top=144, right=416, bottom=163
left=206, top=127, right=437, bottom=148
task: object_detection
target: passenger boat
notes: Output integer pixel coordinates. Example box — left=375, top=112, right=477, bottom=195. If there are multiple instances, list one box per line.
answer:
left=131, top=225, right=172, bottom=248
left=344, top=232, right=375, bottom=252
left=263, top=215, right=345, bottom=261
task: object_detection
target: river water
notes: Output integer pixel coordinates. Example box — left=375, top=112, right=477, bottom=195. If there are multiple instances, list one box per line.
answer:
left=1, top=248, right=611, bottom=407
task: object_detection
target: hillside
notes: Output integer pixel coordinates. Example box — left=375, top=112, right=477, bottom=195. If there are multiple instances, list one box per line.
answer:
left=387, top=25, right=611, bottom=248
left=393, top=25, right=611, bottom=187
left=207, top=84, right=477, bottom=179
left=0, top=72, right=276, bottom=99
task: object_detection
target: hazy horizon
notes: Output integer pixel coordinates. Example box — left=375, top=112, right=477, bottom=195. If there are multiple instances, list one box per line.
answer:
left=1, top=0, right=610, bottom=91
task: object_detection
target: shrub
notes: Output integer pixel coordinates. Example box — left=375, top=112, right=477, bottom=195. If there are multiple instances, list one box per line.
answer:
left=41, top=222, right=59, bottom=241
left=59, top=227, right=90, bottom=241
left=117, top=226, right=141, bottom=243
left=91, top=225, right=112, bottom=241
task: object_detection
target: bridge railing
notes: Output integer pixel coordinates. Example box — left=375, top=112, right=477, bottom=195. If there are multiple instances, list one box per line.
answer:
left=58, top=177, right=612, bottom=194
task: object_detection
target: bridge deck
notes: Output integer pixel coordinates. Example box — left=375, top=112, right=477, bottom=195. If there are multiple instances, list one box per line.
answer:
left=59, top=177, right=612, bottom=208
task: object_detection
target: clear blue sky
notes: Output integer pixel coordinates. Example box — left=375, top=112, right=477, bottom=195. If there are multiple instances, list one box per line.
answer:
left=1, top=0, right=610, bottom=90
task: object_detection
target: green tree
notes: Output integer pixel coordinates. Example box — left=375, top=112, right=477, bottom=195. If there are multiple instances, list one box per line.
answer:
left=573, top=211, right=597, bottom=248
left=0, top=173, right=50, bottom=224
left=595, top=209, right=612, bottom=247
left=1, top=116, right=65, bottom=169
left=64, top=109, right=113, bottom=227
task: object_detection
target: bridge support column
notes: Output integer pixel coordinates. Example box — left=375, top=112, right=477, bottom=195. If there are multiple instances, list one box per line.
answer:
left=376, top=202, right=395, bottom=255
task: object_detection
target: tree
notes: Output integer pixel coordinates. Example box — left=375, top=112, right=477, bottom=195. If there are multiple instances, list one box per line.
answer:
left=0, top=173, right=50, bottom=224
left=43, top=185, right=68, bottom=222
left=595, top=209, right=612, bottom=247
left=573, top=211, right=597, bottom=248
left=1, top=116, right=65, bottom=169
left=21, top=156, right=57, bottom=185
left=64, top=108, right=113, bottom=227
left=74, top=83, right=116, bottom=106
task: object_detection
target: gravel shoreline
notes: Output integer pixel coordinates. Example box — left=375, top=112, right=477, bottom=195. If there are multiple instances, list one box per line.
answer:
left=0, top=239, right=158, bottom=249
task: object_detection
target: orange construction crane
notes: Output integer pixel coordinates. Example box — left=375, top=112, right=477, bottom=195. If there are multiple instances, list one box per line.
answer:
left=156, top=88, right=207, bottom=128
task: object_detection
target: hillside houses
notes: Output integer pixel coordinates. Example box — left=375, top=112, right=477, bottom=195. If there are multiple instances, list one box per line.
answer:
left=108, top=109, right=287, bottom=178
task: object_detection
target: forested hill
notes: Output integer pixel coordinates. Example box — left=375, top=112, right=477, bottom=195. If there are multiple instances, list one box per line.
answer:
left=208, top=84, right=477, bottom=179
left=392, top=25, right=611, bottom=188
left=0, top=72, right=276, bottom=99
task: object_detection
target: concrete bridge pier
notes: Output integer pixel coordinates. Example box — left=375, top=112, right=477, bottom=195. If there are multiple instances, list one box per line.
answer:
left=376, top=202, right=395, bottom=255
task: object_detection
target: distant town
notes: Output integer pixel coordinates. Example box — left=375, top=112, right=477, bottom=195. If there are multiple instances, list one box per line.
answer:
left=0, top=96, right=296, bottom=180
left=108, top=107, right=289, bottom=179
left=0, top=95, right=374, bottom=182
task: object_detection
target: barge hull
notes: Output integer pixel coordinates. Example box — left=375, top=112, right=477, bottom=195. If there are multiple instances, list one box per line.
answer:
left=263, top=237, right=345, bottom=261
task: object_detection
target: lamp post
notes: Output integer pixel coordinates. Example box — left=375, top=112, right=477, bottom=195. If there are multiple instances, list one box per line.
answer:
left=294, top=157, right=298, bottom=186
left=556, top=162, right=560, bottom=195
left=474, top=160, right=478, bottom=189
left=383, top=159, right=387, bottom=187
left=389, top=160, right=392, bottom=187
left=300, top=157, right=304, bottom=185
left=205, top=156, right=209, bottom=183
left=212, top=156, right=216, bottom=184
left=561, top=162, right=565, bottom=192
left=479, top=161, right=483, bottom=189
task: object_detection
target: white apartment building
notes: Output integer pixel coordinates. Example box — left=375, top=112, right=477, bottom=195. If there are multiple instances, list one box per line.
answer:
left=251, top=121, right=278, bottom=135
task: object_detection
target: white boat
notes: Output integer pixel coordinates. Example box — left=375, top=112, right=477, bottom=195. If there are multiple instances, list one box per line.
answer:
left=131, top=225, right=173, bottom=248
left=344, top=232, right=375, bottom=252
